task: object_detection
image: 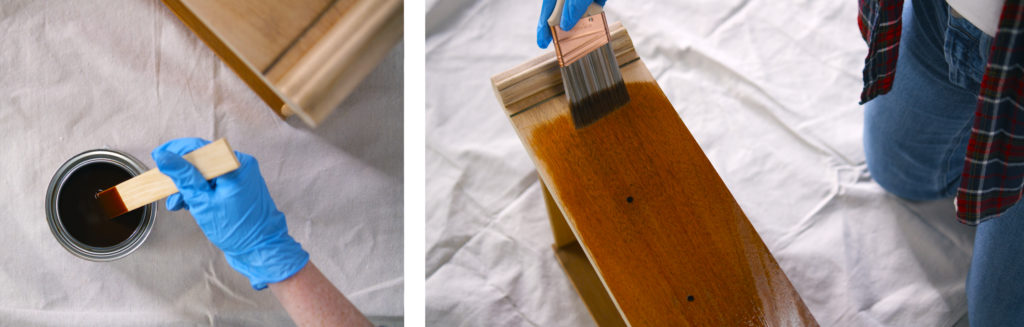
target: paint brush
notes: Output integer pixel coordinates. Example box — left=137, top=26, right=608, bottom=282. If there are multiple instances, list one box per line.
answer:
left=97, top=138, right=241, bottom=219
left=548, top=0, right=629, bottom=128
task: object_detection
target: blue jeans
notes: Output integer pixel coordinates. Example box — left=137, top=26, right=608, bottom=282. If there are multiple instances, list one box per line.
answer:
left=862, top=0, right=1024, bottom=325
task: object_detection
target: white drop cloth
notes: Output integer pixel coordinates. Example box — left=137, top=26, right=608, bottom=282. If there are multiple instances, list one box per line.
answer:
left=0, top=1, right=403, bottom=326
left=426, top=0, right=975, bottom=326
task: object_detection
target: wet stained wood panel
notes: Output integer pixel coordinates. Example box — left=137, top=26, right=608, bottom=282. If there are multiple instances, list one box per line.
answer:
left=494, top=25, right=817, bottom=326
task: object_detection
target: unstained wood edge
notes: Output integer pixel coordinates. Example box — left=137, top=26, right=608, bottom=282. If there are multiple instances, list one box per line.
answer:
left=264, top=1, right=358, bottom=84
left=116, top=139, right=241, bottom=211
left=161, top=0, right=290, bottom=118
left=278, top=0, right=403, bottom=127
left=161, top=0, right=403, bottom=127
left=490, top=22, right=637, bottom=116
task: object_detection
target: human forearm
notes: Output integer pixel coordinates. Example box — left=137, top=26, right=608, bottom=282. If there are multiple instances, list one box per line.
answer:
left=270, top=261, right=372, bottom=327
left=152, top=139, right=371, bottom=326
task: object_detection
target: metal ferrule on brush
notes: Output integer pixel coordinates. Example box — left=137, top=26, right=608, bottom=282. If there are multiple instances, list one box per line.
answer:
left=549, top=4, right=629, bottom=128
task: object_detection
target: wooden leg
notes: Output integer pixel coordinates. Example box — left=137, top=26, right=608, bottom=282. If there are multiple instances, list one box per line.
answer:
left=542, top=178, right=627, bottom=327
left=542, top=178, right=576, bottom=249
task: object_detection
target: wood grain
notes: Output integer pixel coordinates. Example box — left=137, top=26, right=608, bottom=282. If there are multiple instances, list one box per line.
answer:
left=176, top=0, right=335, bottom=71
left=115, top=139, right=240, bottom=212
left=162, top=0, right=288, bottom=117
left=277, top=0, right=403, bottom=124
left=160, top=0, right=402, bottom=127
left=493, top=25, right=817, bottom=326
left=263, top=2, right=357, bottom=82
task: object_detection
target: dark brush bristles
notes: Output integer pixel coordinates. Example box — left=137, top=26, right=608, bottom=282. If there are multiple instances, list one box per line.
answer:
left=562, top=43, right=629, bottom=129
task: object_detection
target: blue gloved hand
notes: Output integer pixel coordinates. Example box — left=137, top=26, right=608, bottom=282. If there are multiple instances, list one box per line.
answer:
left=536, top=0, right=608, bottom=49
left=152, top=138, right=309, bottom=290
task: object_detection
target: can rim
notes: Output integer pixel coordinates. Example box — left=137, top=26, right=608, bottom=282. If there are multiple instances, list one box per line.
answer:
left=45, top=149, right=156, bottom=261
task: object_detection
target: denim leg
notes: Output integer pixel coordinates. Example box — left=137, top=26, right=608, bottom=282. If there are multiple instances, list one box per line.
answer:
left=860, top=0, right=1024, bottom=324
left=958, top=6, right=1024, bottom=323
left=863, top=0, right=980, bottom=201
left=969, top=203, right=1024, bottom=326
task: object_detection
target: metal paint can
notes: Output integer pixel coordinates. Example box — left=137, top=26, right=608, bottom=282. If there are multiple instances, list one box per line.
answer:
left=45, top=149, right=156, bottom=261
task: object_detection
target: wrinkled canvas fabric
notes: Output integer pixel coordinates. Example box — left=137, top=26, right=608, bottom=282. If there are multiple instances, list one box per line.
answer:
left=426, top=0, right=975, bottom=325
left=0, top=1, right=403, bottom=325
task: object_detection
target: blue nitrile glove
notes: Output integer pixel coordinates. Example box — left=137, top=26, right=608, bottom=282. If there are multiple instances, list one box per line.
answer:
left=536, top=0, right=608, bottom=48
left=152, top=138, right=309, bottom=290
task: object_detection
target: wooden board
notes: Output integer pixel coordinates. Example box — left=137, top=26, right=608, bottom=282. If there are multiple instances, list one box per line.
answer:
left=492, top=24, right=817, bottom=326
left=161, top=0, right=402, bottom=127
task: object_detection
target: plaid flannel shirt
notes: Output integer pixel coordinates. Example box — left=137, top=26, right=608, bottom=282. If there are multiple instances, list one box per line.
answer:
left=859, top=0, right=1024, bottom=224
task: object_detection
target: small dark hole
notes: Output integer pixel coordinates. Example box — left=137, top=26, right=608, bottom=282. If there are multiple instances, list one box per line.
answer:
left=687, top=295, right=694, bottom=302
left=626, top=196, right=634, bottom=203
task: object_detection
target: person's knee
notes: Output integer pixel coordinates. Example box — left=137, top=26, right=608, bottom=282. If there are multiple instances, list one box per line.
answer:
left=864, top=153, right=932, bottom=201
left=863, top=103, right=945, bottom=201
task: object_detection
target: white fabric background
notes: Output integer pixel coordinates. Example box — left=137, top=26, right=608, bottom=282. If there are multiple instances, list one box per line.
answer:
left=0, top=1, right=403, bottom=326
left=426, top=0, right=976, bottom=326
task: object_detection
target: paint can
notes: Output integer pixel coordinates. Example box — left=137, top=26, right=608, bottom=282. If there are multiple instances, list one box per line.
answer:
left=45, top=149, right=156, bottom=261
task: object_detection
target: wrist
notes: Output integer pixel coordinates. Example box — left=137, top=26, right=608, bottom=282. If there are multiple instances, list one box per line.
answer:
left=223, top=234, right=310, bottom=290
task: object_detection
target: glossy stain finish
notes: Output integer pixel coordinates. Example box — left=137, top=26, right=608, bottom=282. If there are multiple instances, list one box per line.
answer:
left=508, top=68, right=817, bottom=324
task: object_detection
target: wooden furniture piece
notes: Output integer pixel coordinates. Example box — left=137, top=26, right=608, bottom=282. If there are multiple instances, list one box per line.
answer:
left=162, top=0, right=403, bottom=127
left=491, top=23, right=818, bottom=326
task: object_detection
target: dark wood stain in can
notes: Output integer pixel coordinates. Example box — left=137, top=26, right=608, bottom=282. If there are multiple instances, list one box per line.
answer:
left=57, top=162, right=143, bottom=247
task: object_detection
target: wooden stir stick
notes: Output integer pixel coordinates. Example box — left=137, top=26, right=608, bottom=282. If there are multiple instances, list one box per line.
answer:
left=98, top=138, right=240, bottom=219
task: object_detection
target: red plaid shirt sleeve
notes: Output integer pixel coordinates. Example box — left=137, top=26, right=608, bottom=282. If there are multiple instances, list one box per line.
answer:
left=956, top=2, right=1024, bottom=223
left=858, top=0, right=904, bottom=104
left=859, top=0, right=1024, bottom=224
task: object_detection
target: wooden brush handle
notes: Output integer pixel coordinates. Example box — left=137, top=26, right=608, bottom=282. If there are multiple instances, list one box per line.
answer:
left=116, top=138, right=240, bottom=212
